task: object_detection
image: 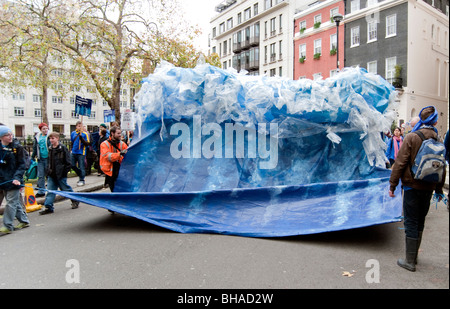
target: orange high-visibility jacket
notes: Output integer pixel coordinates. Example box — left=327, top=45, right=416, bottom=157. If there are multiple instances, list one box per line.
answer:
left=100, top=138, right=128, bottom=177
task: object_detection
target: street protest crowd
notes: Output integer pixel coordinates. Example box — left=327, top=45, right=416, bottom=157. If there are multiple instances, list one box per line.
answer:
left=0, top=106, right=449, bottom=273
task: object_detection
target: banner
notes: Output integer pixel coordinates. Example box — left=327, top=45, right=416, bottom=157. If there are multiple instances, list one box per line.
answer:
left=103, top=109, right=115, bottom=123
left=75, top=95, right=92, bottom=117
left=121, top=109, right=135, bottom=131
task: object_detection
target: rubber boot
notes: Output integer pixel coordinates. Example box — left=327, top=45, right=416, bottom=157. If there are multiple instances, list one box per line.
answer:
left=397, top=237, right=418, bottom=272
left=415, top=231, right=423, bottom=265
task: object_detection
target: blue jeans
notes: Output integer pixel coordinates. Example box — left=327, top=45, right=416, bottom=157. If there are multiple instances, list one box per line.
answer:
left=37, top=158, right=48, bottom=194
left=71, top=153, right=86, bottom=182
left=2, top=189, right=29, bottom=231
left=44, top=176, right=74, bottom=211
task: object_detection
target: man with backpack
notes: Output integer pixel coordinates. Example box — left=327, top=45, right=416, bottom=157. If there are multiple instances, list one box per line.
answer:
left=389, top=106, right=446, bottom=272
left=0, top=126, right=30, bottom=235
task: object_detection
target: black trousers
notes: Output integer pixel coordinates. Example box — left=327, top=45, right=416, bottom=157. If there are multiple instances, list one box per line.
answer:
left=402, top=188, right=433, bottom=239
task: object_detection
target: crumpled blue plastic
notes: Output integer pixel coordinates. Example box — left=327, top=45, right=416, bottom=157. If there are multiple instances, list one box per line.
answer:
left=53, top=63, right=403, bottom=237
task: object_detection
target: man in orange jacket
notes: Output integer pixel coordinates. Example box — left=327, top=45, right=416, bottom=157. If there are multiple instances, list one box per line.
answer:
left=100, top=126, right=128, bottom=192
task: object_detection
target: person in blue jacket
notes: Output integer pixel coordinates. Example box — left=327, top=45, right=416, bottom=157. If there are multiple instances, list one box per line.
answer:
left=70, top=121, right=90, bottom=187
left=385, top=127, right=403, bottom=166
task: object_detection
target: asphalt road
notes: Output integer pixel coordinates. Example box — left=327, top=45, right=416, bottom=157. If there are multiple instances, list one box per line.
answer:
left=1, top=188, right=448, bottom=290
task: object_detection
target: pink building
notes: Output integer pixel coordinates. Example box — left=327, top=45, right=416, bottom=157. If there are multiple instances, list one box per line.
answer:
left=294, top=0, right=345, bottom=80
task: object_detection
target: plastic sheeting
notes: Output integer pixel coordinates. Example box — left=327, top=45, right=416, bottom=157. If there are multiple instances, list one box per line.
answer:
left=53, top=62, right=403, bottom=237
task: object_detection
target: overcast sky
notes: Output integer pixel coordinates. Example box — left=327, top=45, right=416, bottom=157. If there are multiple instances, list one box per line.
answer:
left=180, top=0, right=220, bottom=53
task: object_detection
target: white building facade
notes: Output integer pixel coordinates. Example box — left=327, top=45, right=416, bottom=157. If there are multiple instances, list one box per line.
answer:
left=0, top=83, right=133, bottom=139
left=209, top=0, right=316, bottom=78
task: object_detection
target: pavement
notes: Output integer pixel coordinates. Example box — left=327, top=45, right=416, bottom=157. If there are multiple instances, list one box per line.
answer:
left=0, top=173, right=106, bottom=213
left=34, top=173, right=107, bottom=206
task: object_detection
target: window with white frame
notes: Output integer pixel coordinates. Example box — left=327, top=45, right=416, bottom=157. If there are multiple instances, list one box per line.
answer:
left=89, top=111, right=96, bottom=119
left=385, top=57, right=397, bottom=83
left=367, top=61, right=377, bottom=74
left=299, top=44, right=306, bottom=59
left=227, top=18, right=233, bottom=30
left=33, top=94, right=42, bottom=103
left=299, top=20, right=306, bottom=31
left=244, top=7, right=251, bottom=21
left=367, top=20, right=377, bottom=42
left=367, top=0, right=378, bottom=7
left=71, top=110, right=78, bottom=119
left=14, top=107, right=24, bottom=117
left=351, top=26, right=360, bottom=47
left=330, top=33, right=337, bottom=50
left=386, top=14, right=397, bottom=37
left=314, top=39, right=322, bottom=55
left=330, top=7, right=339, bottom=19
left=52, top=96, right=63, bottom=104
left=53, top=109, right=63, bottom=119
left=351, top=0, right=360, bottom=13
left=34, top=108, right=41, bottom=118
left=314, top=14, right=321, bottom=25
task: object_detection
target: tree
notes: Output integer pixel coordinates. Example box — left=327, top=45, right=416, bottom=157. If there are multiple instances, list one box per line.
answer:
left=0, top=1, right=88, bottom=125
left=36, top=0, right=208, bottom=125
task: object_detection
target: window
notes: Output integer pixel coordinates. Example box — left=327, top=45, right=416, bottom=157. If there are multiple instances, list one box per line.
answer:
left=54, top=110, right=63, bottom=118
left=270, top=18, right=276, bottom=36
left=367, top=61, right=377, bottom=74
left=237, top=13, right=242, bottom=24
left=314, top=39, right=322, bottom=56
left=12, top=93, right=25, bottom=100
left=244, top=8, right=251, bottom=21
left=34, top=109, right=41, bottom=118
left=279, top=41, right=282, bottom=59
left=279, top=14, right=283, bottom=32
left=367, top=20, right=377, bottom=42
left=33, top=94, right=42, bottom=103
left=254, top=3, right=258, bottom=16
left=270, top=68, right=276, bottom=77
left=367, top=0, right=378, bottom=7
left=279, top=66, right=282, bottom=77
left=385, top=57, right=397, bottom=83
left=330, top=7, right=339, bottom=19
left=212, top=27, right=216, bottom=38
left=351, top=0, right=360, bottom=13
left=219, top=22, right=225, bottom=34
left=314, top=14, right=321, bottom=24
left=299, top=20, right=306, bottom=31
left=299, top=44, right=306, bottom=59
left=227, top=18, right=233, bottom=30
left=330, top=33, right=337, bottom=50
left=14, top=107, right=24, bottom=117
left=52, top=96, right=63, bottom=104
left=89, top=111, right=96, bottom=119
left=71, top=110, right=78, bottom=119
left=351, top=26, right=360, bottom=47
left=386, top=14, right=397, bottom=37
left=270, top=43, right=276, bottom=62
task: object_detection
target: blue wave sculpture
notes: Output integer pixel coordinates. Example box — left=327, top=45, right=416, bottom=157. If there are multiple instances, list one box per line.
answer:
left=54, top=62, right=403, bottom=237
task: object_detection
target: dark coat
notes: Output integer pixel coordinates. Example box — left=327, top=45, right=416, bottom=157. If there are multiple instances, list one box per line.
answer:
left=0, top=139, right=28, bottom=190
left=389, top=128, right=446, bottom=194
left=46, top=142, right=72, bottom=180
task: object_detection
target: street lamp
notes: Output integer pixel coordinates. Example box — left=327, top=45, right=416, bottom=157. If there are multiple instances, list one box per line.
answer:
left=333, top=13, right=343, bottom=71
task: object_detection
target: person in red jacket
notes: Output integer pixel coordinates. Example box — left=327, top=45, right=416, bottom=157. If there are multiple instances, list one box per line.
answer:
left=100, top=126, right=128, bottom=192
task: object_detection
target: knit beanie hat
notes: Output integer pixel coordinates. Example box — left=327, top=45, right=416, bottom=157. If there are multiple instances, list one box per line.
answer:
left=38, top=123, right=48, bottom=130
left=0, top=126, right=12, bottom=137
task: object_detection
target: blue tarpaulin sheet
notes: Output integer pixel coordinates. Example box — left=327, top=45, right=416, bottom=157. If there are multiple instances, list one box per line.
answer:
left=54, top=62, right=403, bottom=237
